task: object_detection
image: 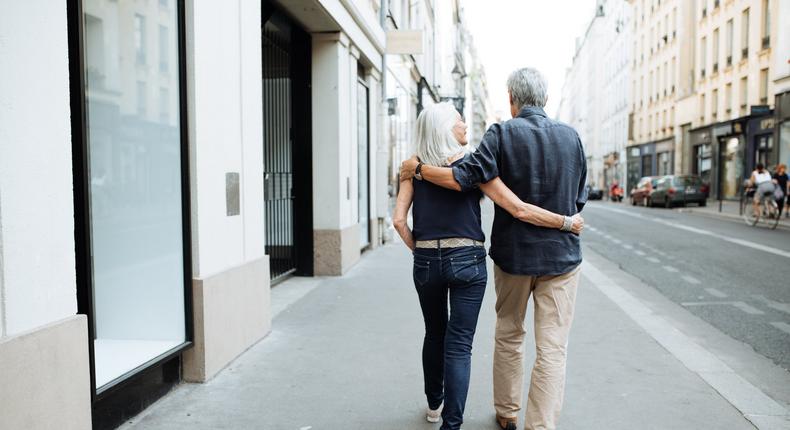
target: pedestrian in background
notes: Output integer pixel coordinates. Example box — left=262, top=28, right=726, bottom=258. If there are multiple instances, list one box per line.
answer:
left=774, top=164, right=788, bottom=217
left=393, top=102, right=582, bottom=430
left=400, top=67, right=587, bottom=430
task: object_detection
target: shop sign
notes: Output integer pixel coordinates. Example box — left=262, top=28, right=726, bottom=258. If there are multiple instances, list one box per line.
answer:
left=759, top=118, right=775, bottom=132
left=386, top=30, right=424, bottom=54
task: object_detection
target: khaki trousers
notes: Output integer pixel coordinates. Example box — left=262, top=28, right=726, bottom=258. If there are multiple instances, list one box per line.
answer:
left=493, top=264, right=581, bottom=430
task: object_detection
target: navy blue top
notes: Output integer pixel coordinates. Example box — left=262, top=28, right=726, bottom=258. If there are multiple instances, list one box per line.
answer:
left=412, top=157, right=485, bottom=242
left=452, top=106, right=587, bottom=276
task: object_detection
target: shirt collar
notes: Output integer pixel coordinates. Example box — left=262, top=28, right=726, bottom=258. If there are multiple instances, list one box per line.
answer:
left=517, top=106, right=548, bottom=119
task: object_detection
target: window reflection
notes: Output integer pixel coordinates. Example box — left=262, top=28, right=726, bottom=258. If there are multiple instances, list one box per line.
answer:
left=83, top=0, right=185, bottom=389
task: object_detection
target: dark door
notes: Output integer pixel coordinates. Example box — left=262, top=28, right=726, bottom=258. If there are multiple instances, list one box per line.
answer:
left=262, top=7, right=313, bottom=281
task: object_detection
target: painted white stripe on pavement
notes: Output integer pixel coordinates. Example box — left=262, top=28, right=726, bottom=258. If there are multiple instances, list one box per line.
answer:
left=770, top=322, right=790, bottom=336
left=582, top=261, right=788, bottom=423
left=589, top=205, right=790, bottom=259
left=754, top=295, right=790, bottom=315
left=705, top=288, right=728, bottom=298
left=623, top=244, right=633, bottom=250
left=635, top=250, right=646, bottom=256
left=682, top=275, right=701, bottom=285
left=663, top=265, right=679, bottom=273
left=646, top=257, right=661, bottom=263
left=681, top=301, right=765, bottom=315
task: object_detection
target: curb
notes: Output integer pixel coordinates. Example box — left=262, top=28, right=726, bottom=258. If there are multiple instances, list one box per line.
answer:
left=681, top=207, right=790, bottom=232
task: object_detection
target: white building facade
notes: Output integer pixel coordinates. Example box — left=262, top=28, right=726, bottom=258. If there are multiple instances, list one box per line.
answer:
left=558, top=0, right=632, bottom=194
left=0, top=0, right=485, bottom=428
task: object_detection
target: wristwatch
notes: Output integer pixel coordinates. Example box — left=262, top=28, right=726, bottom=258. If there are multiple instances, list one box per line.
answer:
left=415, top=162, right=424, bottom=181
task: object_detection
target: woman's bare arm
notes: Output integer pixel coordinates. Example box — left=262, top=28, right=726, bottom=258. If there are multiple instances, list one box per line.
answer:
left=392, top=179, right=416, bottom=250
left=480, top=177, right=584, bottom=234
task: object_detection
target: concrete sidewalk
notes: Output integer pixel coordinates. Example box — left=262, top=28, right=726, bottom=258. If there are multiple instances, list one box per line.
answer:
left=118, top=243, right=788, bottom=430
left=680, top=199, right=790, bottom=230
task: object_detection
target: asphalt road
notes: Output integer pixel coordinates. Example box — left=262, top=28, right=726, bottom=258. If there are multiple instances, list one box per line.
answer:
left=580, top=200, right=790, bottom=371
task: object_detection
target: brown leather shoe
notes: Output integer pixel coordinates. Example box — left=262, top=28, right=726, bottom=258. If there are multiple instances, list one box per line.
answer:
left=496, top=414, right=517, bottom=430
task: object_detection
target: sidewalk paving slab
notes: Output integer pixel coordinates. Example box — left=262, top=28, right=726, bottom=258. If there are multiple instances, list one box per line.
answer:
left=116, top=241, right=776, bottom=430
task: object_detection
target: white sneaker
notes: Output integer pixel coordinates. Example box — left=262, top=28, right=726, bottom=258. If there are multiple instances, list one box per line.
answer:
left=426, top=403, right=443, bottom=423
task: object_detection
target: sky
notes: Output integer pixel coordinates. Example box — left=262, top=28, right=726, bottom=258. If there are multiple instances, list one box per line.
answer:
left=462, top=0, right=598, bottom=119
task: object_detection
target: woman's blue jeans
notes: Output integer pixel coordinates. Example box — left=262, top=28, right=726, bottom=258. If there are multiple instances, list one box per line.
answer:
left=413, top=245, right=487, bottom=430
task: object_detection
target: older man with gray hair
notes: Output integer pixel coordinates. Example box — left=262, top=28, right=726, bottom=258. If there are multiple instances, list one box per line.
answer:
left=400, top=67, right=587, bottom=430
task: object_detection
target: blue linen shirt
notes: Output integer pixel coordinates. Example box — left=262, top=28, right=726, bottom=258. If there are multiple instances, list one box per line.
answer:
left=452, top=106, right=588, bottom=276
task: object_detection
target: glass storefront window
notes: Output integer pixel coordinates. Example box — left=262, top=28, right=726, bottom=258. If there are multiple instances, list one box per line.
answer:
left=719, top=137, right=743, bottom=199
left=357, top=80, right=370, bottom=248
left=695, top=144, right=712, bottom=185
left=781, top=122, right=790, bottom=168
left=754, top=134, right=773, bottom=168
left=82, top=0, right=187, bottom=389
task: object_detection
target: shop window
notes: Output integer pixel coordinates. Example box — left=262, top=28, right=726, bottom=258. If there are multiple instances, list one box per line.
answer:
left=75, top=0, right=190, bottom=392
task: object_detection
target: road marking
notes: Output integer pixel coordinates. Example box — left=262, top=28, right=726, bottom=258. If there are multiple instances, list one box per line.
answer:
left=753, top=295, right=790, bottom=315
left=646, top=257, right=661, bottom=263
left=623, top=244, right=633, bottom=250
left=663, top=265, right=679, bottom=273
left=705, top=288, right=728, bottom=298
left=681, top=301, right=765, bottom=315
left=582, top=261, right=788, bottom=423
left=589, top=205, right=790, bottom=259
left=770, top=322, right=790, bottom=335
left=612, top=238, right=623, bottom=244
left=635, top=250, right=646, bottom=256
left=682, top=275, right=701, bottom=285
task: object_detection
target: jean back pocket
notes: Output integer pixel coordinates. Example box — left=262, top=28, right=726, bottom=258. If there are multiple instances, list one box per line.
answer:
left=413, top=260, right=431, bottom=287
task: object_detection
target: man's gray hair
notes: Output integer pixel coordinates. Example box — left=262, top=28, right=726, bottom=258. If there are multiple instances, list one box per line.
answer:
left=506, top=67, right=548, bottom=109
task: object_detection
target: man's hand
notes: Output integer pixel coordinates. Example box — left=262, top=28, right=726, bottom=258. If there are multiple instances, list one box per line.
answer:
left=571, top=214, right=584, bottom=235
left=399, top=155, right=419, bottom=181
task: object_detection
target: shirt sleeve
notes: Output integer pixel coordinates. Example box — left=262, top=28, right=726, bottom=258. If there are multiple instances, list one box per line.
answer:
left=452, top=124, right=501, bottom=192
left=576, top=134, right=588, bottom=213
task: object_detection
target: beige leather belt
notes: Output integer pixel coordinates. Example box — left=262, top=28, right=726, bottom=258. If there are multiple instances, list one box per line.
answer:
left=414, top=238, right=484, bottom=249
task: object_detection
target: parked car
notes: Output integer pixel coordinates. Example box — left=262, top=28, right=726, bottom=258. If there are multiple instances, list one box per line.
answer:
left=649, top=175, right=707, bottom=208
left=586, top=184, right=604, bottom=200
left=630, top=176, right=659, bottom=206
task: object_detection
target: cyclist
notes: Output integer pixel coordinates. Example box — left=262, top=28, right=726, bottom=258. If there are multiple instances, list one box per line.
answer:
left=750, top=163, right=776, bottom=218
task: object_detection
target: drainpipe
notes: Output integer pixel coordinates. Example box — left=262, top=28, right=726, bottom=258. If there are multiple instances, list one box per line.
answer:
left=378, top=0, right=390, bottom=245
left=380, top=0, right=388, bottom=100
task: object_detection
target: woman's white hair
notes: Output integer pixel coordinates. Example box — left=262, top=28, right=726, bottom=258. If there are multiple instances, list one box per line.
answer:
left=415, top=102, right=469, bottom=167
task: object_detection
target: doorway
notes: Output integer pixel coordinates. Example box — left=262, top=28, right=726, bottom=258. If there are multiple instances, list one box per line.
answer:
left=262, top=6, right=313, bottom=281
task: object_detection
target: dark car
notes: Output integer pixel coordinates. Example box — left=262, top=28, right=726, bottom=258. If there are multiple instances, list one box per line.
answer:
left=586, top=184, right=604, bottom=200
left=630, top=176, right=659, bottom=206
left=649, top=175, right=707, bottom=208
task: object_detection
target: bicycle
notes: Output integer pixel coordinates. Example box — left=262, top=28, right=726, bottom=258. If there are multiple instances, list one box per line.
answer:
left=741, top=186, right=780, bottom=229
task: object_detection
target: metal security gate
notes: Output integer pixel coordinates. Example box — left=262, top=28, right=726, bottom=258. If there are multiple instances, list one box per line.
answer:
left=262, top=7, right=312, bottom=282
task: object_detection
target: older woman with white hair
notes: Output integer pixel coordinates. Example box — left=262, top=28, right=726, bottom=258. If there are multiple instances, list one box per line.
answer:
left=393, top=102, right=581, bottom=430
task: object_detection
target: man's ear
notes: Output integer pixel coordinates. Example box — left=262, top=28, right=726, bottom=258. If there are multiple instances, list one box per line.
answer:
left=508, top=91, right=513, bottom=105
